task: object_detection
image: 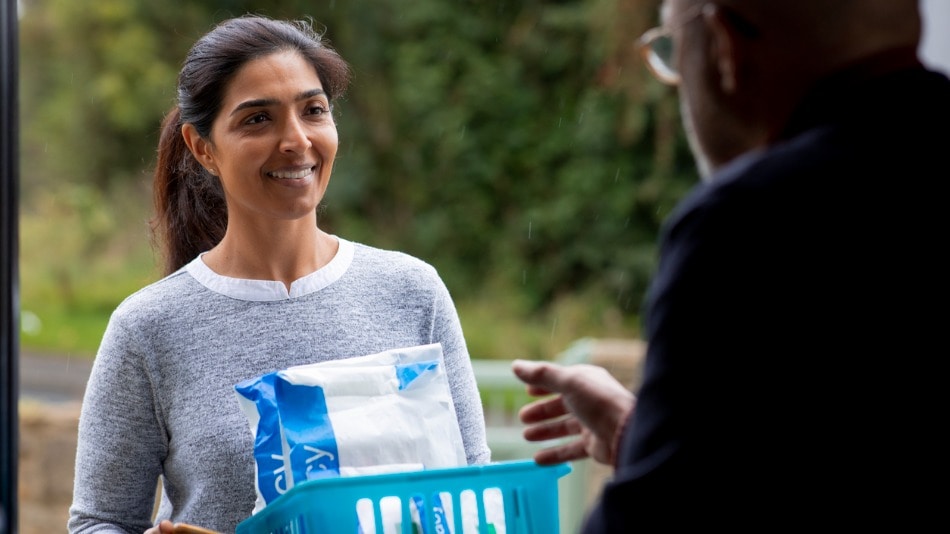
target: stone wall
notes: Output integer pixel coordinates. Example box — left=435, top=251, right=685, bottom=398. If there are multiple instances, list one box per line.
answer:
left=18, top=400, right=81, bottom=534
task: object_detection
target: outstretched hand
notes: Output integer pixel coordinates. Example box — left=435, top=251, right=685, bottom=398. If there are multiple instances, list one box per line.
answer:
left=511, top=360, right=635, bottom=467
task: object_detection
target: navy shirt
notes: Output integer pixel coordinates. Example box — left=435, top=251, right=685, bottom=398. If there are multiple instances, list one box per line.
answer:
left=583, top=50, right=949, bottom=530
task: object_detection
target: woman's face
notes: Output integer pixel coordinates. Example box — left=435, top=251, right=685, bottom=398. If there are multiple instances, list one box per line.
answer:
left=193, top=50, right=338, bottom=225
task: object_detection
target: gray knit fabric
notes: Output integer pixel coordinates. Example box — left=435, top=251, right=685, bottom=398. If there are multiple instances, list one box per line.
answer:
left=68, top=238, right=491, bottom=533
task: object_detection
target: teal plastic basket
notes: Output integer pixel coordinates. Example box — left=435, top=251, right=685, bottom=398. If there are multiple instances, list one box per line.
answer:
left=236, top=459, right=571, bottom=534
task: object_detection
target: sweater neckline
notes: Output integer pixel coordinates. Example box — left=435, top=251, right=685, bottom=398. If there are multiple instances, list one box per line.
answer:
left=184, top=237, right=354, bottom=301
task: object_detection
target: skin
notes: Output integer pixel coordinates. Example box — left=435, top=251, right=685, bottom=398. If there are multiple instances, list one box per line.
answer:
left=671, top=0, right=769, bottom=179
left=143, top=50, right=340, bottom=534
left=512, top=360, right=634, bottom=465
left=182, top=49, right=340, bottom=290
left=148, top=521, right=216, bottom=534
left=513, top=0, right=922, bottom=466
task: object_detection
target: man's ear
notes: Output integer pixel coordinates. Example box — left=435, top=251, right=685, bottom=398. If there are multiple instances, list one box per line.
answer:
left=702, top=3, right=742, bottom=94
left=181, top=123, right=217, bottom=173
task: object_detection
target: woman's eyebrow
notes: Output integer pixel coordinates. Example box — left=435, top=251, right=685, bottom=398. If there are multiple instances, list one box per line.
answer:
left=297, top=88, right=327, bottom=101
left=229, top=88, right=328, bottom=117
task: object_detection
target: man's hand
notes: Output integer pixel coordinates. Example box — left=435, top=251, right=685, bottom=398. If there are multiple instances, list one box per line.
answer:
left=512, top=360, right=635, bottom=466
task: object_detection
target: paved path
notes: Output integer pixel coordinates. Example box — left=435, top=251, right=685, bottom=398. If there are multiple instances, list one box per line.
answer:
left=18, top=351, right=93, bottom=403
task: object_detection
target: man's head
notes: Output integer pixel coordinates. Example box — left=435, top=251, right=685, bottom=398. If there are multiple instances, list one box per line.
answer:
left=653, top=0, right=922, bottom=180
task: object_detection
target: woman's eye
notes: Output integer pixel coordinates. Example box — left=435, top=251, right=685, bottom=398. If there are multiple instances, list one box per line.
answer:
left=245, top=112, right=269, bottom=125
left=306, top=105, right=328, bottom=116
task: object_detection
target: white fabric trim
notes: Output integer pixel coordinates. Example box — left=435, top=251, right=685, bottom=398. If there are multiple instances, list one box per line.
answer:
left=185, top=237, right=355, bottom=301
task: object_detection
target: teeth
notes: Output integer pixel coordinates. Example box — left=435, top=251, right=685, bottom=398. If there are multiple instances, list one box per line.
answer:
left=269, top=168, right=312, bottom=179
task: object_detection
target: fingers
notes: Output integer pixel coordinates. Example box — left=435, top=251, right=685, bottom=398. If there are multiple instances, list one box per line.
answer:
left=524, top=383, right=553, bottom=397
left=145, top=520, right=175, bottom=534
left=533, top=439, right=590, bottom=465
left=512, top=359, right=564, bottom=396
left=522, top=414, right=582, bottom=442
left=518, top=395, right=568, bottom=424
left=173, top=523, right=221, bottom=534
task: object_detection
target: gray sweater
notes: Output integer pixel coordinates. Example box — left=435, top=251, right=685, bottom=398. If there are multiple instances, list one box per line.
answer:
left=68, top=238, right=491, bottom=533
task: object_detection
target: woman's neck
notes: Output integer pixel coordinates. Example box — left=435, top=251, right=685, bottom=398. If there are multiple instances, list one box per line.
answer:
left=202, top=221, right=338, bottom=290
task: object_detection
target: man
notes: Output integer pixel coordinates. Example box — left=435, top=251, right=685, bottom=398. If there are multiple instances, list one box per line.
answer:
left=513, top=0, right=947, bottom=529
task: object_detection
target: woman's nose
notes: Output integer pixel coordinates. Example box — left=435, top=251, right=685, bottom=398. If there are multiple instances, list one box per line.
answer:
left=279, top=116, right=312, bottom=153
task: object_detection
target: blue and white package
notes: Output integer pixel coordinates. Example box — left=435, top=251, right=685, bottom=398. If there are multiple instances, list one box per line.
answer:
left=234, top=372, right=287, bottom=508
left=235, top=343, right=467, bottom=515
left=274, top=376, right=340, bottom=481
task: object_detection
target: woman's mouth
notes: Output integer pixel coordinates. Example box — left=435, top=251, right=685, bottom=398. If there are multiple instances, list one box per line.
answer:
left=267, top=166, right=315, bottom=180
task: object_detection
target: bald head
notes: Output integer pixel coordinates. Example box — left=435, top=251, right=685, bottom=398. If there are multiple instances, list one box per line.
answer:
left=712, top=0, right=921, bottom=75
left=665, top=0, right=923, bottom=178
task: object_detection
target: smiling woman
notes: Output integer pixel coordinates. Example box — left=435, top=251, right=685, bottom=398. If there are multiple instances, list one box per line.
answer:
left=180, top=50, right=341, bottom=284
left=67, top=15, right=491, bottom=534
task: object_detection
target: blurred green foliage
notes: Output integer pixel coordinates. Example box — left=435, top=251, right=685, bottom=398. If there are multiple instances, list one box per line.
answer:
left=17, top=0, right=698, bottom=359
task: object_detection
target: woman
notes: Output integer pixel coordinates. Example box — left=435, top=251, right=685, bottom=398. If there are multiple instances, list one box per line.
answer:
left=68, top=15, right=491, bottom=534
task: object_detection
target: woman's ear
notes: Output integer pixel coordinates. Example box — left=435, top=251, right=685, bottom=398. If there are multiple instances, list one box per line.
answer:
left=702, top=3, right=741, bottom=94
left=181, top=123, right=217, bottom=174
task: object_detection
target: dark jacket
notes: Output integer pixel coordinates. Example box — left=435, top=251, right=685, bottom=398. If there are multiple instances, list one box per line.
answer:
left=583, top=50, right=949, bottom=531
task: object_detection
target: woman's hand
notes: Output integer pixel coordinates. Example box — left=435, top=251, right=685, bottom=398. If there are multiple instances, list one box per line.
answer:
left=145, top=520, right=220, bottom=534
left=512, top=360, right=635, bottom=466
left=144, top=520, right=175, bottom=534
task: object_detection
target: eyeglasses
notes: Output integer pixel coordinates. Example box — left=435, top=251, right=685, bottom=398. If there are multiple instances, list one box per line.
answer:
left=637, top=3, right=707, bottom=86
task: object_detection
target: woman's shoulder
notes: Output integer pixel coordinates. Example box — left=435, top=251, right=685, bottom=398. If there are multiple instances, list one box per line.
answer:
left=109, top=267, right=206, bottom=324
left=344, top=240, right=446, bottom=290
left=348, top=240, right=438, bottom=274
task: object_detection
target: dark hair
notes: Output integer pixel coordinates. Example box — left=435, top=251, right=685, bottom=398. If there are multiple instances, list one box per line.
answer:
left=150, top=15, right=351, bottom=276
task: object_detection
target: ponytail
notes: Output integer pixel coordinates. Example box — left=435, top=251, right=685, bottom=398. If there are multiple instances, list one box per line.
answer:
left=150, top=106, right=227, bottom=276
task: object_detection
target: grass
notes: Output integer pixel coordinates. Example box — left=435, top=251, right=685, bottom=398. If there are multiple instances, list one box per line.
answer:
left=19, top=262, right=159, bottom=358
left=18, top=185, right=160, bottom=358
left=19, top=307, right=110, bottom=358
